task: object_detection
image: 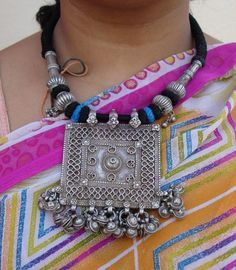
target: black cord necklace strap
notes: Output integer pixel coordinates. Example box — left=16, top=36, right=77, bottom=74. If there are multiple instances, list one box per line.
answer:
left=189, top=14, right=207, bottom=66
left=37, top=2, right=208, bottom=127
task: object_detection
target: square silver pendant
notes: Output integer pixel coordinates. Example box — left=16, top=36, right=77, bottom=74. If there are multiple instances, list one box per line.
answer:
left=60, top=122, right=161, bottom=209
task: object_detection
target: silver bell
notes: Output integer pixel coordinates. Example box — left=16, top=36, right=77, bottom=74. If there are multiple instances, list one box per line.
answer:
left=73, top=216, right=86, bottom=229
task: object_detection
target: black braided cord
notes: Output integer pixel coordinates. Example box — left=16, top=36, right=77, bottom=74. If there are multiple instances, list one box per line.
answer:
left=37, top=2, right=207, bottom=123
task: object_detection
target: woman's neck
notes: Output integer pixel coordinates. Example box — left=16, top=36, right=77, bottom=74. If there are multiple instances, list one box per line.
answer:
left=56, top=0, right=192, bottom=64
left=53, top=0, right=193, bottom=100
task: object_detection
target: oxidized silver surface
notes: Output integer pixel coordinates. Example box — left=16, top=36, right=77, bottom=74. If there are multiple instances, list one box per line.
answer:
left=38, top=122, right=185, bottom=238
left=61, top=122, right=161, bottom=208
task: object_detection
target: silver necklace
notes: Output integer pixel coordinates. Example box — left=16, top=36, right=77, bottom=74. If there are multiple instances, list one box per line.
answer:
left=38, top=50, right=203, bottom=238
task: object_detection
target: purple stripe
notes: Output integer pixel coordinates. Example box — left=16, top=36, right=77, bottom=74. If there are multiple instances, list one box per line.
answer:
left=153, top=208, right=236, bottom=269
left=222, top=259, right=236, bottom=270
left=60, top=236, right=114, bottom=270
left=21, top=229, right=85, bottom=269
left=178, top=233, right=236, bottom=269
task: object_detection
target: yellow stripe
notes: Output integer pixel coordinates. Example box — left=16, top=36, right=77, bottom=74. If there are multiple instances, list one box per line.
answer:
left=195, top=246, right=236, bottom=270
left=28, top=184, right=65, bottom=256
left=8, top=194, right=18, bottom=270
left=167, top=219, right=236, bottom=269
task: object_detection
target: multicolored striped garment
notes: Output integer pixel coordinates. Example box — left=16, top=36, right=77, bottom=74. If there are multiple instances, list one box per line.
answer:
left=0, top=42, right=236, bottom=270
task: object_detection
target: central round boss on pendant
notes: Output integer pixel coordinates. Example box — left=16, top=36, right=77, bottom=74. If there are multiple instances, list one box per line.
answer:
left=103, top=155, right=122, bottom=171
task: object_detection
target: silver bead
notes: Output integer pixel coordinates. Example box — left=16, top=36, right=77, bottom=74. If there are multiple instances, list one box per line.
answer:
left=179, top=60, right=202, bottom=85
left=152, top=95, right=173, bottom=115
left=172, top=208, right=185, bottom=219
left=47, top=75, right=66, bottom=90
left=127, top=214, right=139, bottom=229
left=48, top=64, right=60, bottom=72
left=107, top=109, right=119, bottom=129
left=190, top=60, right=202, bottom=74
left=45, top=50, right=57, bottom=58
left=53, top=213, right=64, bottom=225
left=87, top=110, right=98, bottom=126
left=144, top=221, right=159, bottom=234
left=158, top=205, right=170, bottom=219
left=61, top=216, right=73, bottom=229
left=45, top=107, right=61, bottom=118
left=54, top=91, right=75, bottom=111
left=88, top=220, right=100, bottom=233
left=129, top=109, right=141, bottom=128
left=167, top=82, right=186, bottom=98
left=113, top=228, right=124, bottom=238
left=105, top=221, right=117, bottom=233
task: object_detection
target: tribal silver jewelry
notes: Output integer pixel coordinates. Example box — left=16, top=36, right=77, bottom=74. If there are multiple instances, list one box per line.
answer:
left=38, top=52, right=199, bottom=238
left=39, top=49, right=205, bottom=238
left=37, top=11, right=208, bottom=238
left=39, top=121, right=185, bottom=238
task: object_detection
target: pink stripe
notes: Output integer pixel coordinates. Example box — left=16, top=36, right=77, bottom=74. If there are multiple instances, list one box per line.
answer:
left=97, top=43, right=236, bottom=114
left=1, top=43, right=236, bottom=193
left=0, top=125, right=65, bottom=193
left=226, top=101, right=236, bottom=139
left=222, top=259, right=236, bottom=270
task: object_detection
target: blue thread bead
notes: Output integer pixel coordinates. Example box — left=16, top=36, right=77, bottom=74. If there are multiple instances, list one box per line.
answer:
left=144, top=107, right=155, bottom=123
left=71, top=104, right=84, bottom=122
left=71, top=96, right=99, bottom=122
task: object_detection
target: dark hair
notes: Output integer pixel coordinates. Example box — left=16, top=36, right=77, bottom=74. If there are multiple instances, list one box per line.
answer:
left=36, top=0, right=60, bottom=30
left=36, top=0, right=60, bottom=56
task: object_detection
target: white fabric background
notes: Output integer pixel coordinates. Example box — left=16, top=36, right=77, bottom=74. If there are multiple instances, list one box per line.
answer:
left=0, top=0, right=235, bottom=50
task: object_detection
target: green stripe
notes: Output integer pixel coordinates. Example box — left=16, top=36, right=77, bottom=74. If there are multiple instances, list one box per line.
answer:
left=167, top=219, right=236, bottom=270
left=196, top=246, right=236, bottom=270
left=178, top=134, right=185, bottom=162
left=40, top=233, right=99, bottom=270
left=28, top=184, right=65, bottom=256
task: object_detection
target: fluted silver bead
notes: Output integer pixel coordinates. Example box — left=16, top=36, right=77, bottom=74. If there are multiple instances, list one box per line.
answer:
left=152, top=95, right=173, bottom=115
left=167, top=82, right=186, bottom=99
left=47, top=75, right=66, bottom=90
left=54, top=91, right=75, bottom=111
left=190, top=60, right=202, bottom=73
left=179, top=60, right=202, bottom=85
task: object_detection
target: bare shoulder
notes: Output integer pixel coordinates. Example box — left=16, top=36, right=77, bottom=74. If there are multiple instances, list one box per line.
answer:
left=0, top=33, right=48, bottom=131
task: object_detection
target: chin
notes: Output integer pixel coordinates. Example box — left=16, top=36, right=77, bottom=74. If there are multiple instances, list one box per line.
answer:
left=68, top=0, right=157, bottom=9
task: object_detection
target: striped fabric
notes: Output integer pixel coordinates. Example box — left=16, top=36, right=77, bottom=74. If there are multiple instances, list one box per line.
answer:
left=0, top=42, right=236, bottom=270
